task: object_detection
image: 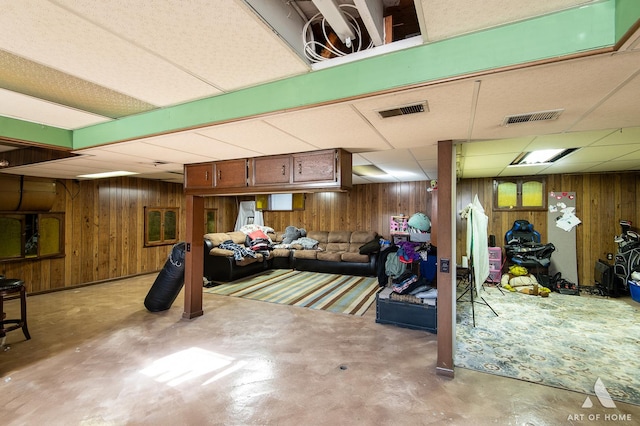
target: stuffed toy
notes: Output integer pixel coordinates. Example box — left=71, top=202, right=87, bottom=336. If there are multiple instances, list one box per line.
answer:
left=282, top=225, right=307, bottom=244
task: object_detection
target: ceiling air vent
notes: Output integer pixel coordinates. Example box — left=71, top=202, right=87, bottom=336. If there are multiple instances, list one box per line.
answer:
left=502, top=109, right=564, bottom=126
left=378, top=101, right=428, bottom=119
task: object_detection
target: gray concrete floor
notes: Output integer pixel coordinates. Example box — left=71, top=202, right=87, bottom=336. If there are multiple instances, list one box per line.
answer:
left=1, top=274, right=638, bottom=425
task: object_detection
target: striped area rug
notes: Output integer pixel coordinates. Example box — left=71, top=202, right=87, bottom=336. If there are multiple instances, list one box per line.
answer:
left=203, top=269, right=380, bottom=316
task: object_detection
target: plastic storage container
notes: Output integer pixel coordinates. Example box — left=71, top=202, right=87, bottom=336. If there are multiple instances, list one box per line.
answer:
left=629, top=280, right=640, bottom=303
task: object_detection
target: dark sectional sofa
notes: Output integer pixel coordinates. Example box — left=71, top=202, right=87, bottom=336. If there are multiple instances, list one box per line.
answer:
left=203, top=229, right=379, bottom=283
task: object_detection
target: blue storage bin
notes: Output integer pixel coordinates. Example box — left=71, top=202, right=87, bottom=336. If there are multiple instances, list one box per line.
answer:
left=629, top=281, right=640, bottom=303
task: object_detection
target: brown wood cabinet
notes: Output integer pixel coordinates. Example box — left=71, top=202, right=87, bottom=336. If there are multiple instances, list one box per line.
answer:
left=184, top=163, right=214, bottom=189
left=292, top=150, right=336, bottom=183
left=214, top=159, right=248, bottom=189
left=252, top=155, right=291, bottom=186
left=184, top=149, right=351, bottom=195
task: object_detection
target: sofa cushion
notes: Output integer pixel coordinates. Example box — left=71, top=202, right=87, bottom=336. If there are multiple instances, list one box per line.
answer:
left=209, top=247, right=235, bottom=257
left=235, top=254, right=263, bottom=266
left=350, top=231, right=377, bottom=245
left=307, top=231, right=329, bottom=243
left=317, top=251, right=342, bottom=262
left=293, top=250, right=318, bottom=260
left=326, top=242, right=350, bottom=252
left=272, top=248, right=291, bottom=258
left=228, top=231, right=248, bottom=245
left=204, top=232, right=231, bottom=247
left=328, top=231, right=352, bottom=243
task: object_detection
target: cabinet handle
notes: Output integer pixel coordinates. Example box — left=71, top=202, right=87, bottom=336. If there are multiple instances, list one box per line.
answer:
left=298, top=163, right=302, bottom=174
left=205, top=171, right=208, bottom=181
left=281, top=165, right=286, bottom=175
left=218, top=170, right=221, bottom=180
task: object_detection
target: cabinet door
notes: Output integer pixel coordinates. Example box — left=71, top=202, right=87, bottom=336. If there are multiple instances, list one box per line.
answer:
left=214, top=159, right=247, bottom=188
left=292, top=150, right=336, bottom=183
left=184, top=163, right=214, bottom=189
left=253, top=155, right=291, bottom=185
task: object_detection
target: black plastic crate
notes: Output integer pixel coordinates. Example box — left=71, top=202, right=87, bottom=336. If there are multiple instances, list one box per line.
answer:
left=376, top=294, right=437, bottom=333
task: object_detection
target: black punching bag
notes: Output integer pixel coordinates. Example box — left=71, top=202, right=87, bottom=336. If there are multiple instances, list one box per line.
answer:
left=144, top=242, right=186, bottom=312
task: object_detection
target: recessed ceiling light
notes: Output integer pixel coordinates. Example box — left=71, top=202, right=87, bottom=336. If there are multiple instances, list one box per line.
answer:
left=510, top=148, right=578, bottom=166
left=77, top=171, right=139, bottom=179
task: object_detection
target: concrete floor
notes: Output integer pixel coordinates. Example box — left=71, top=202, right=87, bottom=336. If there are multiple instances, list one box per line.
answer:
left=1, top=274, right=638, bottom=425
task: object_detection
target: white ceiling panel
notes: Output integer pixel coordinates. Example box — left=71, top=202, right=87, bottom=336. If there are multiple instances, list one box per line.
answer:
left=463, top=153, right=519, bottom=169
left=0, top=88, right=110, bottom=129
left=463, top=138, right=532, bottom=156
left=196, top=120, right=317, bottom=156
left=0, top=0, right=219, bottom=106
left=591, top=127, right=640, bottom=146
left=524, top=130, right=616, bottom=150
left=98, top=142, right=216, bottom=164
left=420, top=0, right=596, bottom=41
left=563, top=145, right=640, bottom=163
left=264, top=104, right=391, bottom=151
left=54, top=0, right=309, bottom=92
left=470, top=53, right=640, bottom=140
left=353, top=81, right=475, bottom=149
left=541, top=161, right=601, bottom=174
left=570, top=58, right=640, bottom=132
left=584, top=160, right=640, bottom=172
left=359, top=149, right=416, bottom=164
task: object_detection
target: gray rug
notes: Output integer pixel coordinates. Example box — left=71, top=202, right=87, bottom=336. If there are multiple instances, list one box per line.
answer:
left=455, top=286, right=640, bottom=406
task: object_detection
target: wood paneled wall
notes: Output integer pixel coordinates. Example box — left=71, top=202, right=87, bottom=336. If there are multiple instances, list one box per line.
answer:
left=262, top=182, right=434, bottom=237
left=3, top=172, right=635, bottom=294
left=456, top=172, right=640, bottom=287
left=0, top=177, right=235, bottom=294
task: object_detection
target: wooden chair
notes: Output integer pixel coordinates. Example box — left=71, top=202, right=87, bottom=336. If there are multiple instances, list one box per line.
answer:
left=0, top=278, right=31, bottom=342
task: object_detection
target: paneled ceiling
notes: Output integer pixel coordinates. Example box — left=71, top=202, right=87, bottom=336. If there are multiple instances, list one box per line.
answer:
left=1, top=0, right=639, bottom=185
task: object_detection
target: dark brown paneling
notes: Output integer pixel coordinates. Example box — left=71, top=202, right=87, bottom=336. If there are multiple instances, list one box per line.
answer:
left=456, top=172, right=640, bottom=287
left=0, top=177, right=236, bottom=295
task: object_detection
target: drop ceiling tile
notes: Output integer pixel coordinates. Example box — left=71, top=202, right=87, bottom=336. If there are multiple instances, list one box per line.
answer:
left=421, top=0, right=594, bottom=41
left=462, top=153, right=518, bottom=169
left=582, top=160, right=640, bottom=172
left=590, top=127, right=640, bottom=146
left=462, top=168, right=504, bottom=178
left=410, top=146, right=438, bottom=161
left=543, top=161, right=601, bottom=174
left=55, top=0, right=309, bottom=92
left=0, top=88, right=111, bottom=129
left=99, top=141, right=214, bottom=164
left=196, top=120, right=316, bottom=155
left=463, top=138, right=533, bottom=156
left=265, top=104, right=390, bottom=151
left=353, top=81, right=474, bottom=149
left=525, top=130, right=615, bottom=150
left=359, top=149, right=415, bottom=164
left=571, top=54, right=640, bottom=132
left=377, top=162, right=427, bottom=182
left=563, top=145, right=640, bottom=163
left=0, top=0, right=220, bottom=106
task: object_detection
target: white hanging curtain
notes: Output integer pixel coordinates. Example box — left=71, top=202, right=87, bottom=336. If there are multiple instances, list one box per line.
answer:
left=461, top=194, right=490, bottom=293
left=234, top=201, right=264, bottom=231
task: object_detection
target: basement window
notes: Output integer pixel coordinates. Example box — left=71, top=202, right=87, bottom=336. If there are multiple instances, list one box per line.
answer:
left=493, top=177, right=546, bottom=211
left=144, top=207, right=179, bottom=247
left=0, top=213, right=64, bottom=261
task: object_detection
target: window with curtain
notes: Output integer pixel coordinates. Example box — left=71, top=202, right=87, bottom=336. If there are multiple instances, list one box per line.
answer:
left=493, top=177, right=546, bottom=211
left=144, top=207, right=179, bottom=247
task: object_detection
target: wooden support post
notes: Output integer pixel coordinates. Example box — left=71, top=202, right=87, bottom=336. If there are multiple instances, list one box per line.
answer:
left=436, top=140, right=454, bottom=377
left=183, top=194, right=204, bottom=319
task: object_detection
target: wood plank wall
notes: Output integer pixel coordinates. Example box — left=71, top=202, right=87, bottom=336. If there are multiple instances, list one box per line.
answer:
left=456, top=172, right=640, bottom=287
left=262, top=182, right=434, bottom=237
left=0, top=177, right=236, bottom=294
left=3, top=172, right=636, bottom=294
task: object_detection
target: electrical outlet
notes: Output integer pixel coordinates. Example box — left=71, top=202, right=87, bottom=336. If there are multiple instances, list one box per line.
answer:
left=607, top=253, right=613, bottom=260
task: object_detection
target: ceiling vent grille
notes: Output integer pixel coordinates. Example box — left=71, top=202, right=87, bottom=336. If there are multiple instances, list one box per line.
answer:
left=502, top=109, right=564, bottom=126
left=378, top=101, right=428, bottom=118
